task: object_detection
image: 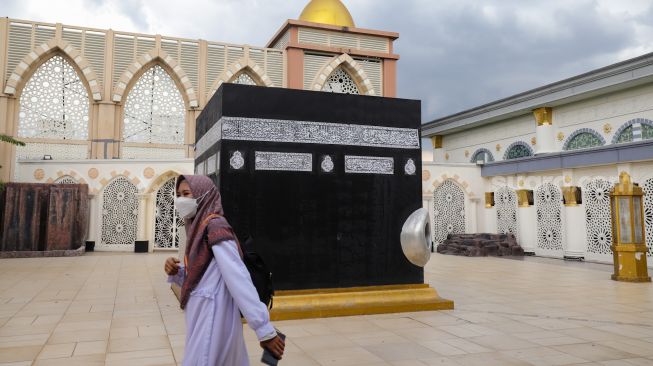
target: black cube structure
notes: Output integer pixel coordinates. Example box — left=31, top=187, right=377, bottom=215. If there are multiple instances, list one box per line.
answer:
left=195, top=84, right=452, bottom=318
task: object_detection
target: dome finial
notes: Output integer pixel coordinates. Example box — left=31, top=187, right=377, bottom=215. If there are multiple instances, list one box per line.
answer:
left=299, top=0, right=355, bottom=27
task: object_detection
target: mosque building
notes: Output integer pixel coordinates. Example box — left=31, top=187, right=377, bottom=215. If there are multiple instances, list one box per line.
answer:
left=0, top=0, right=399, bottom=251
left=421, top=53, right=653, bottom=266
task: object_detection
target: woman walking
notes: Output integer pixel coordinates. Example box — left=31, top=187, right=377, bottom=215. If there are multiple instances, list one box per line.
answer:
left=164, top=175, right=284, bottom=365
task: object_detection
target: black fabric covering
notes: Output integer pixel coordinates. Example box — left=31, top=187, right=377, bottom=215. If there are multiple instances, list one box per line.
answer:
left=196, top=84, right=423, bottom=290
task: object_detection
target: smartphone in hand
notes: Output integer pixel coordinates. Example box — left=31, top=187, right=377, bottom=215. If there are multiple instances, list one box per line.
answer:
left=261, top=330, right=286, bottom=366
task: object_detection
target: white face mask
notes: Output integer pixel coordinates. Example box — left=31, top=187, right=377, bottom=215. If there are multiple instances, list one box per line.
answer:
left=175, top=197, right=198, bottom=219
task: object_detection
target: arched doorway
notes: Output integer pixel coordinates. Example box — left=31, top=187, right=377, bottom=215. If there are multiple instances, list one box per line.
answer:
left=432, top=180, right=466, bottom=248
left=99, top=176, right=139, bottom=250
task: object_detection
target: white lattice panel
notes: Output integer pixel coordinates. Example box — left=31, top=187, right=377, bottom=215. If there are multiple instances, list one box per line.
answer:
left=644, top=178, right=653, bottom=257
left=123, top=65, right=185, bottom=144
left=100, top=176, right=139, bottom=248
left=583, top=179, right=613, bottom=260
left=535, top=183, right=563, bottom=254
left=18, top=55, right=90, bottom=140
left=54, top=175, right=78, bottom=184
left=154, top=177, right=184, bottom=249
left=432, top=180, right=466, bottom=246
left=323, top=67, right=359, bottom=94
left=496, top=187, right=519, bottom=241
left=15, top=143, right=89, bottom=160
left=121, top=146, right=186, bottom=160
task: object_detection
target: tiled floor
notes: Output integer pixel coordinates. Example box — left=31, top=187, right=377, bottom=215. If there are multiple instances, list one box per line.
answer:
left=0, top=252, right=652, bottom=365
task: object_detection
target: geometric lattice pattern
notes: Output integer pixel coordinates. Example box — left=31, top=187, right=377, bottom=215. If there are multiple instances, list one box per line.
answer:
left=123, top=65, right=185, bottom=145
left=504, top=142, right=533, bottom=160
left=496, top=186, right=519, bottom=242
left=563, top=129, right=605, bottom=151
left=15, top=142, right=89, bottom=161
left=432, top=180, right=466, bottom=247
left=615, top=125, right=633, bottom=144
left=470, top=148, right=494, bottom=163
left=18, top=55, right=89, bottom=140
left=535, top=183, right=563, bottom=251
left=154, top=177, right=184, bottom=249
left=583, top=178, right=613, bottom=255
left=322, top=67, right=360, bottom=94
left=101, top=176, right=139, bottom=247
left=644, top=178, right=653, bottom=257
left=232, top=72, right=257, bottom=85
left=54, top=175, right=78, bottom=184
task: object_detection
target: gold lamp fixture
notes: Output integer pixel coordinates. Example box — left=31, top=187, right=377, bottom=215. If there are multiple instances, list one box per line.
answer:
left=609, top=172, right=650, bottom=282
left=299, top=0, right=355, bottom=27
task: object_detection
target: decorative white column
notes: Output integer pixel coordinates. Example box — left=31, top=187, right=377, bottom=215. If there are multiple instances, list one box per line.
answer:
left=86, top=193, right=98, bottom=244
left=562, top=186, right=586, bottom=259
left=468, top=197, right=479, bottom=233
left=431, top=136, right=445, bottom=162
left=533, top=107, right=556, bottom=154
left=517, top=189, right=537, bottom=254
left=136, top=193, right=150, bottom=250
left=483, top=192, right=497, bottom=233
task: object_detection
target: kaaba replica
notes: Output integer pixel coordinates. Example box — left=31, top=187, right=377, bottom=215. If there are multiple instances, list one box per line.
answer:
left=195, top=83, right=452, bottom=319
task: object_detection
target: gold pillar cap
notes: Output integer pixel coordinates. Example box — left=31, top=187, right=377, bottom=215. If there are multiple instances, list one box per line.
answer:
left=299, top=0, right=355, bottom=27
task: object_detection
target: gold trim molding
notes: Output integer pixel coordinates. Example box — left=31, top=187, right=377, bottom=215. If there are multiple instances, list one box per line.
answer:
left=533, top=107, right=553, bottom=126
left=562, top=186, right=581, bottom=206
left=485, top=192, right=494, bottom=208
left=516, top=189, right=533, bottom=207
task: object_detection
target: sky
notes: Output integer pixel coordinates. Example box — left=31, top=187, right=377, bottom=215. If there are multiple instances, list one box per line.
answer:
left=3, top=0, right=653, bottom=123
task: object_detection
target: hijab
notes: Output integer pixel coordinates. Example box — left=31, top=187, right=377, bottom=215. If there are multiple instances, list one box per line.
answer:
left=176, top=175, right=237, bottom=309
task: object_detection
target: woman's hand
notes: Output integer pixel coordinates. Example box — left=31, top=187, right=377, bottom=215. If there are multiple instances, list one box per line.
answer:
left=260, top=335, right=285, bottom=360
left=164, top=257, right=180, bottom=275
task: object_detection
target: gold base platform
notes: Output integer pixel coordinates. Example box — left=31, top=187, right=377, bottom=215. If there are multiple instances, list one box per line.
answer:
left=171, top=283, right=454, bottom=320
left=269, top=284, right=453, bottom=320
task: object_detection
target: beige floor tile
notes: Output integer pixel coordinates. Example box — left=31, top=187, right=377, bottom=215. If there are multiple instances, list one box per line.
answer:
left=73, top=340, right=107, bottom=356
left=364, top=342, right=441, bottom=361
left=310, top=346, right=385, bottom=366
left=37, top=343, right=75, bottom=359
left=47, top=329, right=109, bottom=344
left=108, top=335, right=171, bottom=353
left=0, top=345, right=42, bottom=363
left=553, top=343, right=638, bottom=362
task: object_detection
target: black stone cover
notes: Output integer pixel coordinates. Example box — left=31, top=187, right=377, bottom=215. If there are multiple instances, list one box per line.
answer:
left=196, top=83, right=423, bottom=290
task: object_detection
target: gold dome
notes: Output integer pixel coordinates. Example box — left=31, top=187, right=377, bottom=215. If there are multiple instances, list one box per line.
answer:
left=299, top=0, right=355, bottom=27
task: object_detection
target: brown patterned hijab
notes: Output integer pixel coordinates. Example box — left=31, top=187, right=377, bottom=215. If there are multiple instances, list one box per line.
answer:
left=176, top=175, right=237, bottom=309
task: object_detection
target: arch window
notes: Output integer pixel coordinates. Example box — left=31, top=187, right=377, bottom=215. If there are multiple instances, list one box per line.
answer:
left=612, top=119, right=653, bottom=144
left=470, top=148, right=494, bottom=163
left=18, top=55, right=89, bottom=140
left=563, top=129, right=605, bottom=151
left=504, top=142, right=533, bottom=160
left=123, top=65, right=185, bottom=145
left=322, top=67, right=359, bottom=94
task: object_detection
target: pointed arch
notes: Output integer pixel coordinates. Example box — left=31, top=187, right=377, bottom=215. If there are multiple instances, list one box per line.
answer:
left=4, top=38, right=102, bottom=100
left=311, top=53, right=376, bottom=96
left=208, top=58, right=274, bottom=99
left=431, top=173, right=474, bottom=197
left=503, top=141, right=534, bottom=160
left=145, top=169, right=184, bottom=194
left=563, top=128, right=605, bottom=151
left=112, top=48, right=198, bottom=108
left=611, top=118, right=653, bottom=144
